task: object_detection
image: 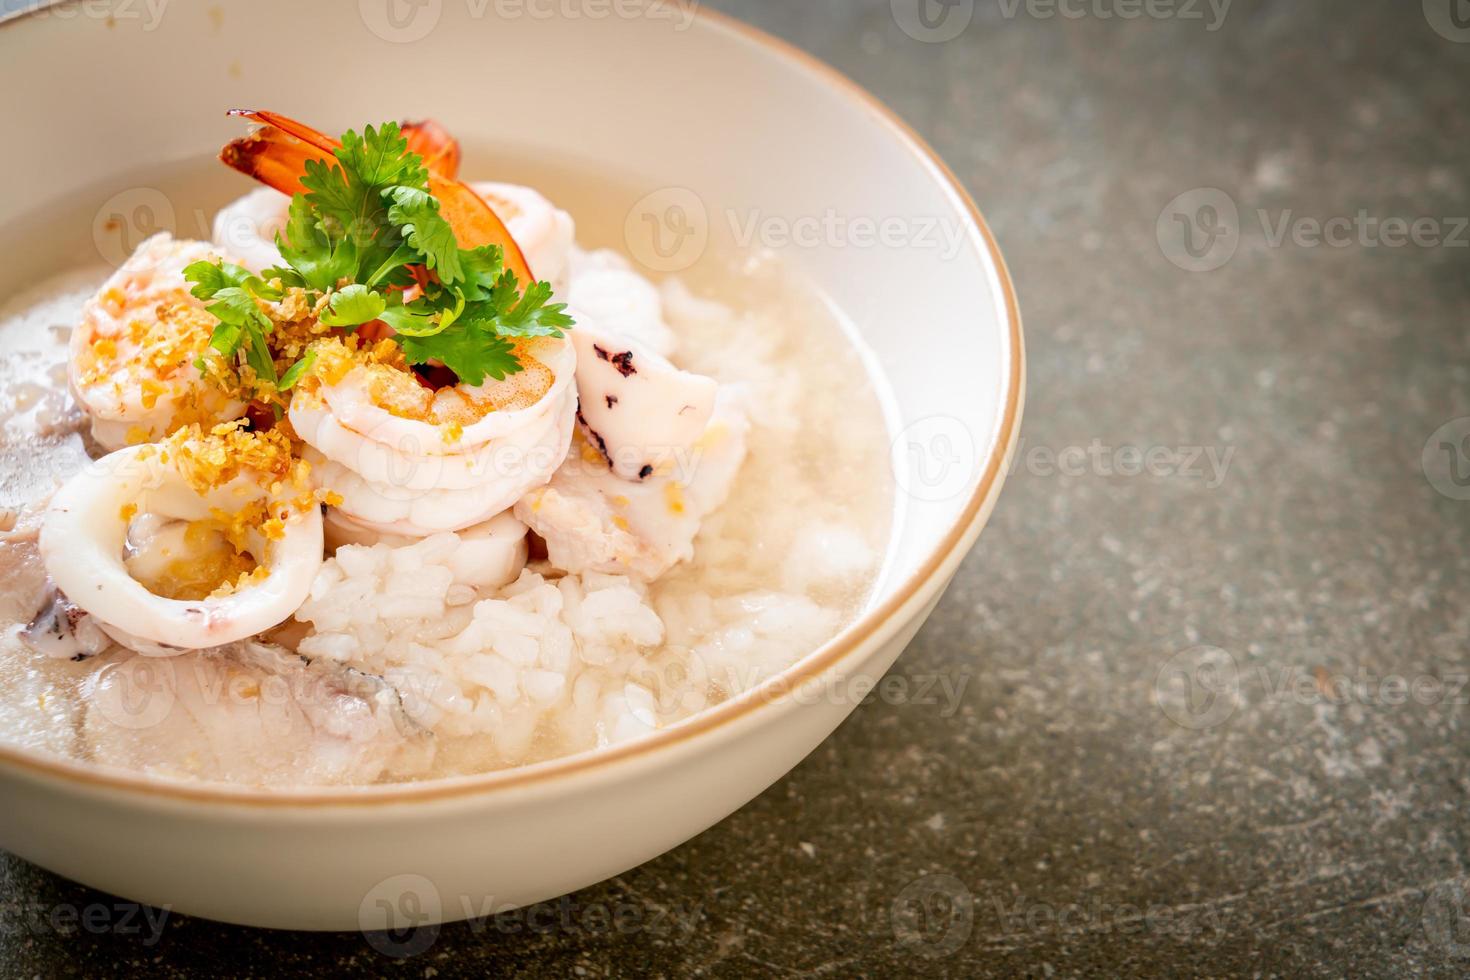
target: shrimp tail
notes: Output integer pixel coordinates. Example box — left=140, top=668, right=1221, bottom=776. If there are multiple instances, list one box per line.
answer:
left=218, top=109, right=535, bottom=283
left=401, top=119, right=461, bottom=178
left=218, top=123, right=327, bottom=198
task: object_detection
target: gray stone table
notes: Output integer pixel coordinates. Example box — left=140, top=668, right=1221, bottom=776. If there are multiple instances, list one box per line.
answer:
left=3, top=0, right=1469, bottom=976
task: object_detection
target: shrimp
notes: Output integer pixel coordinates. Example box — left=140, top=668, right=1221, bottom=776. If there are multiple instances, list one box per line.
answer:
left=213, top=119, right=463, bottom=273
left=469, top=182, right=576, bottom=291
left=70, top=233, right=247, bottom=451
left=517, top=388, right=749, bottom=580
left=289, top=334, right=578, bottom=534
left=211, top=188, right=290, bottom=274
left=38, top=424, right=324, bottom=653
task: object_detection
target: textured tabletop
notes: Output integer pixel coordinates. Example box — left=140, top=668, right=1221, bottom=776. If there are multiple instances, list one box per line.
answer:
left=5, top=0, right=1470, bottom=976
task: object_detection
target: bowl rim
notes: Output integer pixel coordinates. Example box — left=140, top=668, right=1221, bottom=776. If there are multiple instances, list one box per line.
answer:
left=0, top=0, right=1025, bottom=806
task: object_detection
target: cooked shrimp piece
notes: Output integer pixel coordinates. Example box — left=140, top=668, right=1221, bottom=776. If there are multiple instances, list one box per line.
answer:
left=301, top=387, right=576, bottom=535
left=212, top=187, right=290, bottom=273
left=39, top=425, right=324, bottom=653
left=324, top=509, right=529, bottom=589
left=289, top=335, right=578, bottom=535
left=83, top=640, right=433, bottom=787
left=570, top=314, right=717, bottom=481
left=470, top=182, right=576, bottom=289
left=70, top=233, right=247, bottom=451
left=517, top=388, right=749, bottom=580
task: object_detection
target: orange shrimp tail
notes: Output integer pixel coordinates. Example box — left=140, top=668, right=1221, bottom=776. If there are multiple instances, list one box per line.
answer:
left=229, top=109, right=339, bottom=155
left=218, top=109, right=536, bottom=283
left=400, top=119, right=461, bottom=179
left=219, top=124, right=332, bottom=197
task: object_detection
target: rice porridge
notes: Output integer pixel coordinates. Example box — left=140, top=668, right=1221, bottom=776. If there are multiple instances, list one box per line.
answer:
left=0, top=118, right=894, bottom=787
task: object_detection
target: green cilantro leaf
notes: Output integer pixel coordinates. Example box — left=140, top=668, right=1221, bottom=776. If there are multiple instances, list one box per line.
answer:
left=461, top=274, right=574, bottom=338
left=398, top=322, right=522, bottom=386
left=337, top=123, right=427, bottom=194
left=376, top=300, right=441, bottom=338
left=277, top=348, right=317, bottom=391
left=320, top=284, right=387, bottom=328
left=184, top=260, right=282, bottom=302
left=385, top=186, right=463, bottom=284
left=457, top=244, right=506, bottom=302
left=197, top=119, right=576, bottom=393
left=266, top=196, right=347, bottom=292
left=301, top=122, right=427, bottom=247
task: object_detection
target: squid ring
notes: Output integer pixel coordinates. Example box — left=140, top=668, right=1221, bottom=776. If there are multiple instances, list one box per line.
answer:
left=40, top=445, right=324, bottom=652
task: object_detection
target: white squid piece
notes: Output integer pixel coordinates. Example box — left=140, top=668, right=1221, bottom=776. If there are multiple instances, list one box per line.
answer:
left=290, top=335, right=578, bottom=536
left=70, top=233, right=247, bottom=450
left=39, top=442, right=324, bottom=653
left=517, top=389, right=750, bottom=580
left=570, top=315, right=718, bottom=482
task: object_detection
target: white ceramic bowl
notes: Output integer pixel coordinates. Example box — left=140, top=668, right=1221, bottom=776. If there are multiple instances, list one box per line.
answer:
left=0, top=0, right=1022, bottom=930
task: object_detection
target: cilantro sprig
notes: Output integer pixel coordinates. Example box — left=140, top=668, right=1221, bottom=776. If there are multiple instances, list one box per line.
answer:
left=185, top=121, right=573, bottom=390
